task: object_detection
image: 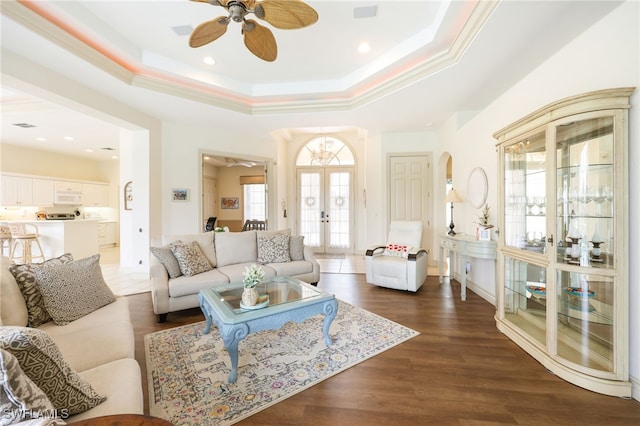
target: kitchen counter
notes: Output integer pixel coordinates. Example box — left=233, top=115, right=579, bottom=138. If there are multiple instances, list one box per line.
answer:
left=13, top=220, right=99, bottom=260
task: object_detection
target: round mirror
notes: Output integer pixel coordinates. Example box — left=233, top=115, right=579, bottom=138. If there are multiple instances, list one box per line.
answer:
left=467, top=167, right=488, bottom=209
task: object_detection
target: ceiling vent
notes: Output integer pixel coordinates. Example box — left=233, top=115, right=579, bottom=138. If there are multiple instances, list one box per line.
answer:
left=171, top=25, right=193, bottom=36
left=353, top=5, right=378, bottom=19
left=12, top=123, right=36, bottom=128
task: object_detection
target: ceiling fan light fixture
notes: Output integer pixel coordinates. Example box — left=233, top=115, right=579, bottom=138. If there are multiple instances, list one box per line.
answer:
left=189, top=0, right=318, bottom=61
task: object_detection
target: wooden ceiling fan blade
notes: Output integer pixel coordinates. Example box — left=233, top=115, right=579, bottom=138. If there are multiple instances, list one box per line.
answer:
left=189, top=17, right=229, bottom=48
left=254, top=0, right=318, bottom=29
left=243, top=19, right=277, bottom=62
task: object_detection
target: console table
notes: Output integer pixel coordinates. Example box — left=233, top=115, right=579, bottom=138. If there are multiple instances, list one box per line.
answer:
left=438, top=234, right=497, bottom=301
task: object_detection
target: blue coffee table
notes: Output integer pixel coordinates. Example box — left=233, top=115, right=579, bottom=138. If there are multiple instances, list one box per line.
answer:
left=198, top=276, right=338, bottom=383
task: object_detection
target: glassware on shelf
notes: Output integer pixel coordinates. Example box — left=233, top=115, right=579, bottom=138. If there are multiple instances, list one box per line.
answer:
left=526, top=196, right=536, bottom=215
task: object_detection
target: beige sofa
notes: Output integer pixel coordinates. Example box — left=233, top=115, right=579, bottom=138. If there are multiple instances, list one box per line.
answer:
left=150, top=229, right=320, bottom=322
left=0, top=255, right=143, bottom=424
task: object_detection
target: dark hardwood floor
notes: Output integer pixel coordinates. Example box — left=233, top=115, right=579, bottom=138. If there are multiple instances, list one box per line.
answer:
left=127, top=274, right=640, bottom=425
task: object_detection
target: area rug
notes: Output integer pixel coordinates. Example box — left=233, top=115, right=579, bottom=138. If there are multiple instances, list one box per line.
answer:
left=145, top=300, right=419, bottom=425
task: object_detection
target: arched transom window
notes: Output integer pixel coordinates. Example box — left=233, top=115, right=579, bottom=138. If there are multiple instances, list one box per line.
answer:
left=296, top=136, right=355, bottom=166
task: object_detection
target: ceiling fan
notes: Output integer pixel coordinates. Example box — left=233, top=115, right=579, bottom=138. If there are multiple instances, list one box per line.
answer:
left=189, top=0, right=318, bottom=62
left=225, top=158, right=257, bottom=167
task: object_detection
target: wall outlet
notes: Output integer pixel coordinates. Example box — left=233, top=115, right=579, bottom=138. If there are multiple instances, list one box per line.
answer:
left=466, top=261, right=471, bottom=274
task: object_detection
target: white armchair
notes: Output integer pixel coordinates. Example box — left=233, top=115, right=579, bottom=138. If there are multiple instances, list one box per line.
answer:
left=365, top=221, right=429, bottom=292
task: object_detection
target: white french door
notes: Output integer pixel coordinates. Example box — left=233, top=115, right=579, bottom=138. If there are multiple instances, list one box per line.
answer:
left=297, top=167, right=354, bottom=254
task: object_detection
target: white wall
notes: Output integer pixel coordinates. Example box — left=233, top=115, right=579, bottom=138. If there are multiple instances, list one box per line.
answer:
left=436, top=0, right=639, bottom=399
left=159, top=122, right=277, bottom=239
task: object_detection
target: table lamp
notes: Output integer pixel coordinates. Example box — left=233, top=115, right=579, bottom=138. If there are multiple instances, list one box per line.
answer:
left=445, top=188, right=463, bottom=235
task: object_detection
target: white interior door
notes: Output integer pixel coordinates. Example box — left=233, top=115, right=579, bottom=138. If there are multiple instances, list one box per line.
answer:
left=388, top=154, right=432, bottom=249
left=202, top=176, right=217, bottom=229
left=297, top=167, right=354, bottom=254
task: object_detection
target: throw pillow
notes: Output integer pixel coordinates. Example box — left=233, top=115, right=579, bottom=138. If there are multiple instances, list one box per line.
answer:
left=0, top=327, right=106, bottom=416
left=214, top=231, right=258, bottom=267
left=32, top=254, right=116, bottom=326
left=257, top=233, right=291, bottom=264
left=8, top=253, right=74, bottom=328
left=289, top=235, right=305, bottom=261
left=0, top=349, right=56, bottom=425
left=150, top=243, right=183, bottom=278
left=170, top=241, right=213, bottom=276
left=384, top=243, right=412, bottom=258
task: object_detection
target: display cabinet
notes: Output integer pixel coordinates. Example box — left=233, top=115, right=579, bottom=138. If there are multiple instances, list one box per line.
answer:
left=493, top=88, right=633, bottom=397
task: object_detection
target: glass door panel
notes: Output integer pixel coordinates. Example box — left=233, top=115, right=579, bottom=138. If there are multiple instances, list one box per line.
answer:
left=297, top=168, right=353, bottom=253
left=555, top=117, right=614, bottom=269
left=299, top=170, right=322, bottom=247
left=504, top=256, right=547, bottom=348
left=503, top=131, right=547, bottom=253
left=556, top=270, right=614, bottom=372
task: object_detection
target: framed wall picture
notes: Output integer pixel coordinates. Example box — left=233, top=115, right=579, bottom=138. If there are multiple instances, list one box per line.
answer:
left=221, top=197, right=239, bottom=209
left=172, top=188, right=190, bottom=201
left=478, top=227, right=491, bottom=241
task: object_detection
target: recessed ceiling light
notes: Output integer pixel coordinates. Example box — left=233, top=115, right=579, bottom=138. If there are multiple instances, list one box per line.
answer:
left=85, top=149, right=93, bottom=153
left=111, top=155, right=119, bottom=160
left=358, top=42, right=371, bottom=54
left=36, top=137, right=46, bottom=141
left=203, top=56, right=216, bottom=65
left=64, top=136, right=74, bottom=141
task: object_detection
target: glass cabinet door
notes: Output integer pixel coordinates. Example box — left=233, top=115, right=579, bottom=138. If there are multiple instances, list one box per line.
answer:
left=503, top=256, right=547, bottom=348
left=554, top=115, right=617, bottom=375
left=556, top=270, right=614, bottom=372
left=503, top=131, right=547, bottom=254
left=555, top=117, right=614, bottom=269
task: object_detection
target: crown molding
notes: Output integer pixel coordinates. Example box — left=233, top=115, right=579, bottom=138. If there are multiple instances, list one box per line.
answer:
left=2, top=0, right=498, bottom=116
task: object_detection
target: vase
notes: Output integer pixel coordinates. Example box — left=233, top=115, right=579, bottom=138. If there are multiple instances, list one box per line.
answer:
left=241, top=287, right=259, bottom=306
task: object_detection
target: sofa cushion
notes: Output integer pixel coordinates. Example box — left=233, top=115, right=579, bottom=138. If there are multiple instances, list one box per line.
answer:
left=168, top=268, right=229, bottom=298
left=1, top=257, right=28, bottom=327
left=0, top=349, right=56, bottom=424
left=257, top=233, right=291, bottom=264
left=163, top=232, right=217, bottom=267
left=217, top=263, right=277, bottom=283
left=8, top=253, right=74, bottom=328
left=38, top=297, right=130, bottom=337
left=214, top=231, right=258, bottom=267
left=170, top=241, right=213, bottom=277
left=150, top=243, right=182, bottom=279
left=33, top=254, right=116, bottom=326
left=0, top=327, right=106, bottom=416
left=289, top=235, right=305, bottom=261
left=267, top=260, right=314, bottom=278
left=71, top=358, right=143, bottom=422
left=51, top=320, right=135, bottom=373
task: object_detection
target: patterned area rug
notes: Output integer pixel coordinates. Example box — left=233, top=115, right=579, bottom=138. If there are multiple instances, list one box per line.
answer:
left=145, top=300, right=419, bottom=425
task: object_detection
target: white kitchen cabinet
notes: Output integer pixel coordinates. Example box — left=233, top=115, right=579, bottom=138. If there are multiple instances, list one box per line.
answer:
left=493, top=88, right=633, bottom=397
left=1, top=174, right=33, bottom=206
left=55, top=180, right=83, bottom=192
left=32, top=178, right=54, bottom=206
left=83, top=183, right=109, bottom=206
left=98, top=221, right=117, bottom=246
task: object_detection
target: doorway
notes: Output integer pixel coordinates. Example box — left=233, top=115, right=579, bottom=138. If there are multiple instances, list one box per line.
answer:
left=297, top=168, right=354, bottom=254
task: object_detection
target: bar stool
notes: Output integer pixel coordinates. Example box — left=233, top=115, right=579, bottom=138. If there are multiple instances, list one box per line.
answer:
left=8, top=223, right=45, bottom=264
left=0, top=224, right=12, bottom=257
